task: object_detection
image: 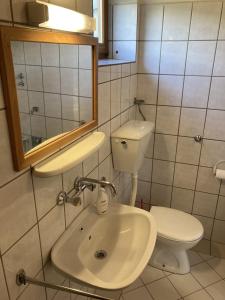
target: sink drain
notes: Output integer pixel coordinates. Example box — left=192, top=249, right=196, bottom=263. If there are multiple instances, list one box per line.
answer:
left=95, top=250, right=107, bottom=259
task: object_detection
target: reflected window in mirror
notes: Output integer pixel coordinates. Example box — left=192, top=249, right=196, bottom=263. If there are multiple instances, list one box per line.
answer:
left=11, top=41, right=93, bottom=153
left=93, top=0, right=108, bottom=58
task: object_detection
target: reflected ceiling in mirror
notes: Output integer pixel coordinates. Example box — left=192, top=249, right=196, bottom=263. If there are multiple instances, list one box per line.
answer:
left=0, top=26, right=98, bottom=170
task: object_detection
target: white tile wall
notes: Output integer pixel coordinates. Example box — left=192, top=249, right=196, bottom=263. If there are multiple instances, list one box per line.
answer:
left=186, top=41, right=216, bottom=76
left=0, top=173, right=36, bottom=253
left=41, top=43, right=59, bottom=67
left=79, top=69, right=92, bottom=97
left=174, top=163, right=198, bottom=189
left=60, top=44, right=78, bottom=68
left=182, top=76, right=211, bottom=108
left=61, top=95, right=79, bottom=121
left=189, top=2, right=222, bottom=40
left=208, top=77, right=225, bottom=110
left=78, top=45, right=92, bottom=69
left=2, top=226, right=42, bottom=299
left=154, top=134, right=177, bottom=161
left=11, top=41, right=24, bottom=65
left=160, top=41, right=187, bottom=75
left=113, top=4, right=137, bottom=41
left=61, top=68, right=78, bottom=95
left=138, top=41, right=161, bottom=74
left=39, top=205, right=65, bottom=264
left=171, top=187, right=194, bottom=213
left=111, top=4, right=138, bottom=61
left=158, top=75, right=183, bottom=106
left=137, top=1, right=225, bottom=258
left=45, top=93, right=61, bottom=118
left=137, top=74, right=158, bottom=104
left=163, top=3, right=192, bottom=40
left=156, top=106, right=180, bottom=135
left=26, top=66, right=43, bottom=91
left=29, top=91, right=44, bottom=115
left=24, top=42, right=41, bottom=65
left=139, top=4, right=163, bottom=41
left=176, top=137, right=201, bottom=165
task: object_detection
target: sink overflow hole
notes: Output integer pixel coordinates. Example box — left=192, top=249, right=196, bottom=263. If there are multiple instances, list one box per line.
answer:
left=95, top=250, right=107, bottom=259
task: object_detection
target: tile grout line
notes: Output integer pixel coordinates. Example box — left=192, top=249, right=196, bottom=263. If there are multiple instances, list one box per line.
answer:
left=148, top=3, right=165, bottom=208
left=30, top=172, right=47, bottom=279
left=22, top=41, right=34, bottom=147
left=170, top=1, right=194, bottom=209
left=40, top=43, right=48, bottom=144
left=0, top=254, right=11, bottom=300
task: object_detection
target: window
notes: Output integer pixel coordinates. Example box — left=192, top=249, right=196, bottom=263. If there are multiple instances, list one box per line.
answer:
left=93, top=0, right=108, bottom=58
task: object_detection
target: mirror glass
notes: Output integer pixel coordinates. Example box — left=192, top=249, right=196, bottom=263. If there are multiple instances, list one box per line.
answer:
left=11, top=41, right=93, bottom=153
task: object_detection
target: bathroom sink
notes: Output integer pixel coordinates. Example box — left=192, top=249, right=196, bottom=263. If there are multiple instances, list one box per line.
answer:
left=51, top=203, right=157, bottom=290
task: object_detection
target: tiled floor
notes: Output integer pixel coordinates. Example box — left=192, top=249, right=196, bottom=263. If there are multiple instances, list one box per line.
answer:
left=118, top=251, right=225, bottom=300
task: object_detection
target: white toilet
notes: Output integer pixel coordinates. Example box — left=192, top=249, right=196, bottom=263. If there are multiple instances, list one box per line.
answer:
left=111, top=120, right=204, bottom=274
left=150, top=206, right=203, bottom=274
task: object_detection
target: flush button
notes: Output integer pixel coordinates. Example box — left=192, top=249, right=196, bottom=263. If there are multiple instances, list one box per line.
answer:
left=121, top=140, right=127, bottom=145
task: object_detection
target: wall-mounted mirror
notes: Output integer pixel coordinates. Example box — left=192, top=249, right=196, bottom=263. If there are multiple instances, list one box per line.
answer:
left=0, top=26, right=98, bottom=171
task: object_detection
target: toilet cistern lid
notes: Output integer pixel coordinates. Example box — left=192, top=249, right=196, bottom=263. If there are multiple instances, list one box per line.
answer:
left=150, top=206, right=204, bottom=243
left=111, top=120, right=154, bottom=141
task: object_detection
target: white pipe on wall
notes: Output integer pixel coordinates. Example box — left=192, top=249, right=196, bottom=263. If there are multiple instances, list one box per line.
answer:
left=130, top=172, right=138, bottom=206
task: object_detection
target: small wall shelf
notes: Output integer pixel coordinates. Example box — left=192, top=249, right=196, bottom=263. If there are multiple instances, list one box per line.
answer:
left=33, top=132, right=105, bottom=177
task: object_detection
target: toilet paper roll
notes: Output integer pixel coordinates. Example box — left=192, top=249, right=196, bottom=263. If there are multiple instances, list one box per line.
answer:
left=216, top=169, right=225, bottom=180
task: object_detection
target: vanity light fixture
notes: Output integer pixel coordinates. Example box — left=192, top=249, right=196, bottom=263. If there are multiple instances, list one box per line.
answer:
left=26, top=1, right=96, bottom=33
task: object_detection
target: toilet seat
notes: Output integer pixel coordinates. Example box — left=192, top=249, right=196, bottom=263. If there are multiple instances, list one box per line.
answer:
left=150, top=206, right=204, bottom=243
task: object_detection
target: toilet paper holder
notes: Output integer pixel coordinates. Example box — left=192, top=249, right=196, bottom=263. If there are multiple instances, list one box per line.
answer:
left=213, top=160, right=225, bottom=175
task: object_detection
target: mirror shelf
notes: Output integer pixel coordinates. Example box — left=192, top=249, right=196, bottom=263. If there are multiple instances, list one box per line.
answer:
left=33, top=132, right=105, bottom=177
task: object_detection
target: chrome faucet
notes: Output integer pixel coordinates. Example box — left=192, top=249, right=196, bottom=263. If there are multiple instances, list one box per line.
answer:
left=74, top=177, right=117, bottom=197
left=57, top=176, right=117, bottom=207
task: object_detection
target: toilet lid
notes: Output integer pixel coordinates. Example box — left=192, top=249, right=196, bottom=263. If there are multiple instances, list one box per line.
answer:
left=150, top=206, right=204, bottom=242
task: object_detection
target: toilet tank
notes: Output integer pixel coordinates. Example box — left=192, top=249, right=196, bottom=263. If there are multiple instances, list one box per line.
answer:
left=111, top=120, right=154, bottom=174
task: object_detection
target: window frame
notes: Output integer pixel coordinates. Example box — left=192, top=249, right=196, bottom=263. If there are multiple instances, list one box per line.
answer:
left=93, top=0, right=108, bottom=59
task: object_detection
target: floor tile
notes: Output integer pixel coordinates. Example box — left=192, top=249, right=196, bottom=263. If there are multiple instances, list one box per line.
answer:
left=191, top=262, right=221, bottom=287
left=147, top=277, right=180, bottom=300
left=206, top=280, right=225, bottom=300
left=123, top=286, right=153, bottom=300
left=207, top=258, right=225, bottom=278
left=168, top=273, right=202, bottom=297
left=122, top=278, right=143, bottom=293
left=95, top=288, right=122, bottom=300
left=198, top=253, right=214, bottom=261
left=188, top=251, right=203, bottom=266
left=183, top=289, right=212, bottom=300
left=164, top=270, right=173, bottom=276
left=140, top=265, right=165, bottom=284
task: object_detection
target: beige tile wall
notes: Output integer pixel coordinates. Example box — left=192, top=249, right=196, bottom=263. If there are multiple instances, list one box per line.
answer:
left=0, top=1, right=137, bottom=299
left=136, top=0, right=225, bottom=258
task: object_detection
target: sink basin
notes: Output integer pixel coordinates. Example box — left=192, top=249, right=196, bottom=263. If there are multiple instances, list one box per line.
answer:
left=51, top=203, right=157, bottom=290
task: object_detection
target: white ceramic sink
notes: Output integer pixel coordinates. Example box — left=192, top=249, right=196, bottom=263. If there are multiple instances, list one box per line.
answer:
left=51, top=203, right=157, bottom=290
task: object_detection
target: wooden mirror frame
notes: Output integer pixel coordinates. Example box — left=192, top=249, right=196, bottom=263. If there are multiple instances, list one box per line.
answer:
left=0, top=26, right=98, bottom=171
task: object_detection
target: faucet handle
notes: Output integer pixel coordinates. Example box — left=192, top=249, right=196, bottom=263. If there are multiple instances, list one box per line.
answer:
left=57, top=191, right=67, bottom=206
